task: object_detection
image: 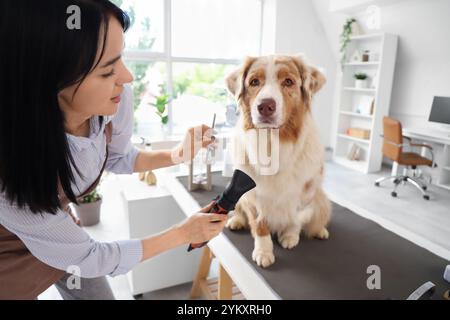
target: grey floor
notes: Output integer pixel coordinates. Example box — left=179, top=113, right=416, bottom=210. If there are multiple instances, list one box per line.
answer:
left=38, top=161, right=450, bottom=300
left=323, top=162, right=450, bottom=256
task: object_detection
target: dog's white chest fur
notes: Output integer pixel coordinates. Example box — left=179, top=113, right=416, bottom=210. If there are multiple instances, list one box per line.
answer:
left=231, top=113, right=324, bottom=231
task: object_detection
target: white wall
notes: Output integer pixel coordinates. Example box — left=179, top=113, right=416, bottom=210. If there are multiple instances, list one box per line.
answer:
left=312, top=0, right=450, bottom=133
left=262, top=0, right=336, bottom=147
left=263, top=0, right=450, bottom=148
left=378, top=0, right=450, bottom=129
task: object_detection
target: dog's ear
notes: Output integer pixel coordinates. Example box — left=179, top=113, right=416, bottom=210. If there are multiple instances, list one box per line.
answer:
left=225, top=68, right=241, bottom=96
left=308, top=65, right=326, bottom=94
left=292, top=55, right=326, bottom=107
left=225, top=56, right=256, bottom=100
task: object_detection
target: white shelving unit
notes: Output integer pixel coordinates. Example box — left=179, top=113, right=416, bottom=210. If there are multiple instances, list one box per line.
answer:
left=333, top=33, right=398, bottom=173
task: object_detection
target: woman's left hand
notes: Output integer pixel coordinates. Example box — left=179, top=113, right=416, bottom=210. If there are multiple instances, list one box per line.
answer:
left=171, top=125, right=216, bottom=164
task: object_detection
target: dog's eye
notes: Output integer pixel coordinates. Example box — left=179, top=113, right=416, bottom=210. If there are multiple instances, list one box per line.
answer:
left=283, top=78, right=295, bottom=87
left=250, top=78, right=260, bottom=87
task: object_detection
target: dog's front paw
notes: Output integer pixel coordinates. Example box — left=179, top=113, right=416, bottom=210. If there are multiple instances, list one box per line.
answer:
left=279, top=233, right=300, bottom=249
left=315, top=228, right=329, bottom=240
left=226, top=214, right=247, bottom=230
left=252, top=249, right=275, bottom=268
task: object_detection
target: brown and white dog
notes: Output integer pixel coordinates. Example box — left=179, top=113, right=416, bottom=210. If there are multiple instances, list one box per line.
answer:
left=225, top=55, right=331, bottom=268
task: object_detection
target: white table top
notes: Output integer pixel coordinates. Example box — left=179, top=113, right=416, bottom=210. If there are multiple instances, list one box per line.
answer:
left=403, top=127, right=450, bottom=145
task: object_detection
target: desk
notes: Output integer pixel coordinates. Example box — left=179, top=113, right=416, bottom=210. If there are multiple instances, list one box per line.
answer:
left=403, top=127, right=450, bottom=145
left=402, top=127, right=450, bottom=191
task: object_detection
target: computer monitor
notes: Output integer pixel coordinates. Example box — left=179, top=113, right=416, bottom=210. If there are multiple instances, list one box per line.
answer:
left=428, top=96, right=450, bottom=129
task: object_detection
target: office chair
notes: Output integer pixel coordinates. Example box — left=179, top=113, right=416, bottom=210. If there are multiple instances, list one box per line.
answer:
left=374, top=117, right=435, bottom=200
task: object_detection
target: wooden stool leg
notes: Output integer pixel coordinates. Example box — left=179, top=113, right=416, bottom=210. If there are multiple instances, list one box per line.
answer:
left=190, top=246, right=213, bottom=299
left=218, top=264, right=233, bottom=300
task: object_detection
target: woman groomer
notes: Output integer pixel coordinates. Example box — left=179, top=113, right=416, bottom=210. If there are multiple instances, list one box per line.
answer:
left=0, top=0, right=227, bottom=300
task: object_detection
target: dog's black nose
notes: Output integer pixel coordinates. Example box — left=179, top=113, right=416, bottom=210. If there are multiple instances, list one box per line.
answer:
left=257, top=98, right=276, bottom=117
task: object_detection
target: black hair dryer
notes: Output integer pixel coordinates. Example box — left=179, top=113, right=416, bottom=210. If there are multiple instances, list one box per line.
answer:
left=187, top=169, right=256, bottom=251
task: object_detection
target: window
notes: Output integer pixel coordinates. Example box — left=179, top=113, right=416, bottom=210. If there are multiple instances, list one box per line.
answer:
left=112, top=0, right=164, bottom=51
left=112, top=0, right=263, bottom=138
left=172, top=0, right=262, bottom=59
left=171, top=63, right=236, bottom=135
left=127, top=61, right=167, bottom=138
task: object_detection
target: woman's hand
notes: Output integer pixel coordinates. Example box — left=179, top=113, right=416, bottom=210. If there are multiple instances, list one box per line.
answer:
left=140, top=202, right=227, bottom=262
left=178, top=202, right=228, bottom=245
left=171, top=125, right=216, bottom=164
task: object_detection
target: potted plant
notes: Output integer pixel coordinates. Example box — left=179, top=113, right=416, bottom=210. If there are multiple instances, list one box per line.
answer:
left=340, top=18, right=361, bottom=70
left=150, top=90, right=171, bottom=138
left=354, top=73, right=368, bottom=88
left=73, top=188, right=102, bottom=227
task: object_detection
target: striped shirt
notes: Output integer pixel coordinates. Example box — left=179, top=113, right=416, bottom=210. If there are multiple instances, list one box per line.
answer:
left=0, top=84, right=143, bottom=278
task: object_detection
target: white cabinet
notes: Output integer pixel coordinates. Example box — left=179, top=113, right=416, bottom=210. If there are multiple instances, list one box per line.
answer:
left=119, top=173, right=202, bottom=296
left=333, top=33, right=398, bottom=173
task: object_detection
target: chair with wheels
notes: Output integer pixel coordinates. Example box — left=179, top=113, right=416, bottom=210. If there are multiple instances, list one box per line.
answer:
left=374, top=117, right=436, bottom=200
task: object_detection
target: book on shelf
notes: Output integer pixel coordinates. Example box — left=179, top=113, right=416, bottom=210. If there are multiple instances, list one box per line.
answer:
left=346, top=128, right=371, bottom=140
left=347, top=143, right=362, bottom=161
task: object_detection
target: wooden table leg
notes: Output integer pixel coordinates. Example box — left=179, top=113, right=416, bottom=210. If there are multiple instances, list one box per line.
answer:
left=190, top=246, right=213, bottom=299
left=190, top=246, right=235, bottom=300
left=218, top=264, right=233, bottom=300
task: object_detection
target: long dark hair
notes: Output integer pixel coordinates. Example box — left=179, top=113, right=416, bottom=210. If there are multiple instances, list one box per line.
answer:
left=0, top=0, right=129, bottom=214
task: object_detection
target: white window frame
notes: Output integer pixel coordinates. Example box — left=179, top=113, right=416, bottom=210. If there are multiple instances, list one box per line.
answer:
left=123, top=0, right=264, bottom=135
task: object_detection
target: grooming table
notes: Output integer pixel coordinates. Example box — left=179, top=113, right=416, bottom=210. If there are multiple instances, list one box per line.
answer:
left=162, top=171, right=449, bottom=300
